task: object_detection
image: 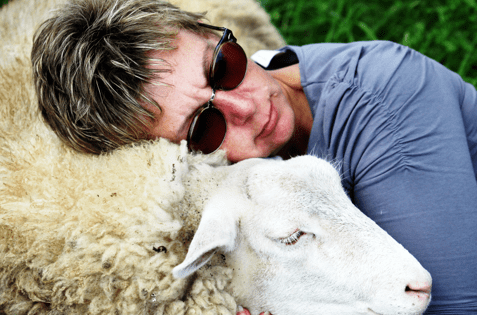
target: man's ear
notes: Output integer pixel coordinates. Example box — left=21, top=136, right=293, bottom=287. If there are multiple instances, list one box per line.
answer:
left=172, top=192, right=240, bottom=278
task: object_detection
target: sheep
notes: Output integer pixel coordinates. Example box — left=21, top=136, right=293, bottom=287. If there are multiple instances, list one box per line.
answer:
left=0, top=0, right=432, bottom=313
left=174, top=156, right=432, bottom=315
left=0, top=0, right=283, bottom=313
left=0, top=137, right=235, bottom=314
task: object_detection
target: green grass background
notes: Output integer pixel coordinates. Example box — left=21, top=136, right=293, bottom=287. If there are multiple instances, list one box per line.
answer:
left=259, top=0, right=477, bottom=88
left=1, top=0, right=476, bottom=87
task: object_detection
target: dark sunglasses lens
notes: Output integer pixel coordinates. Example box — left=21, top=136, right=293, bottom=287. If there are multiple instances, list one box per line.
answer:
left=212, top=42, right=247, bottom=90
left=188, top=107, right=226, bottom=154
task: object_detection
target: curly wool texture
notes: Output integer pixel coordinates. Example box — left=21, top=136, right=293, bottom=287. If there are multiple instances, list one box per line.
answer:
left=0, top=0, right=284, bottom=313
left=0, top=136, right=234, bottom=314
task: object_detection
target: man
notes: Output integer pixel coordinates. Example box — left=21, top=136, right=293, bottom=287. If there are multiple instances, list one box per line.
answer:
left=32, top=0, right=477, bottom=313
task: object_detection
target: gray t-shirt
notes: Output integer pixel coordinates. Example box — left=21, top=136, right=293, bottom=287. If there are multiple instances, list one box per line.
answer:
left=254, top=41, right=477, bottom=313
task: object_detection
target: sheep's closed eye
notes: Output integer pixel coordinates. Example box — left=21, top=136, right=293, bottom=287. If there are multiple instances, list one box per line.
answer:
left=279, top=230, right=306, bottom=245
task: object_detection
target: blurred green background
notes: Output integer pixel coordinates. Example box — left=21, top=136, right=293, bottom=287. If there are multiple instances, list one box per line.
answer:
left=258, top=0, right=477, bottom=87
left=1, top=0, right=476, bottom=87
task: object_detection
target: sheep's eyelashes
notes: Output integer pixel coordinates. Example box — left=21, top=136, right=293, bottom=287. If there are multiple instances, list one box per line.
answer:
left=279, top=230, right=306, bottom=245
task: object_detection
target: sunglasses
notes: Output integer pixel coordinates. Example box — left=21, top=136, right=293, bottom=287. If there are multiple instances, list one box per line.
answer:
left=187, top=23, right=248, bottom=154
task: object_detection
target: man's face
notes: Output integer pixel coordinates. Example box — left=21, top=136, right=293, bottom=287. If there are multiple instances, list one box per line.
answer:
left=143, top=29, right=295, bottom=162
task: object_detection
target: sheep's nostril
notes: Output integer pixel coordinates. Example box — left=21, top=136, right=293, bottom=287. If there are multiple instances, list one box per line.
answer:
left=405, top=281, right=432, bottom=299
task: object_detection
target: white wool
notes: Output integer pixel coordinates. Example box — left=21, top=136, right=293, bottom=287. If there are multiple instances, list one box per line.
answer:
left=0, top=0, right=282, bottom=313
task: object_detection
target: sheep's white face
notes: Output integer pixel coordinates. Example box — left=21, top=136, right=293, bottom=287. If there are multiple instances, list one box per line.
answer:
left=173, top=156, right=432, bottom=315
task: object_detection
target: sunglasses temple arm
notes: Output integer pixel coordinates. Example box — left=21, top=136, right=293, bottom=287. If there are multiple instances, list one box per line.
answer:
left=198, top=22, right=226, bottom=32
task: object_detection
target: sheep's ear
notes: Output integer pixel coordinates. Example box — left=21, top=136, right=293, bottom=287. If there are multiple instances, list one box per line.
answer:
left=172, top=193, right=239, bottom=278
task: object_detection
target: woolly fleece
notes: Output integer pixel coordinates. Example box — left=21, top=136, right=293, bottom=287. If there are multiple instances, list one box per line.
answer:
left=0, top=0, right=284, bottom=313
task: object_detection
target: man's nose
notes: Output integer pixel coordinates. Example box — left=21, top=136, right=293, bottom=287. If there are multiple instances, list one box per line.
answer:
left=213, top=89, right=257, bottom=126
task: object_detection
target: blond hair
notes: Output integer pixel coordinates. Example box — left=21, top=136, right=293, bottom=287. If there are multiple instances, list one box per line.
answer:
left=32, top=0, right=213, bottom=154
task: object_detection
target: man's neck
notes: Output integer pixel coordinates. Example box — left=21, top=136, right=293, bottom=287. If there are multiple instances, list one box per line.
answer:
left=270, top=64, right=313, bottom=159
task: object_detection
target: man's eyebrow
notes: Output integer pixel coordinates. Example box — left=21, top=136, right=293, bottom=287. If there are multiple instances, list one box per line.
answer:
left=179, top=42, right=215, bottom=137
left=202, top=42, right=214, bottom=82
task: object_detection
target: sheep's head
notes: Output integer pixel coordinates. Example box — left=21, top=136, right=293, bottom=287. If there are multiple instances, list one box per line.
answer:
left=174, top=156, right=432, bottom=315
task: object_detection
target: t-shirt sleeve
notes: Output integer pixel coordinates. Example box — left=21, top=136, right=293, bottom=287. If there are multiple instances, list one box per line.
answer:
left=287, top=41, right=477, bottom=313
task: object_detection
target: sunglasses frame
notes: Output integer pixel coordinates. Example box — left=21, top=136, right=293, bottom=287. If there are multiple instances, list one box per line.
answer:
left=198, top=23, right=245, bottom=91
left=187, top=90, right=227, bottom=154
left=187, top=23, right=247, bottom=154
